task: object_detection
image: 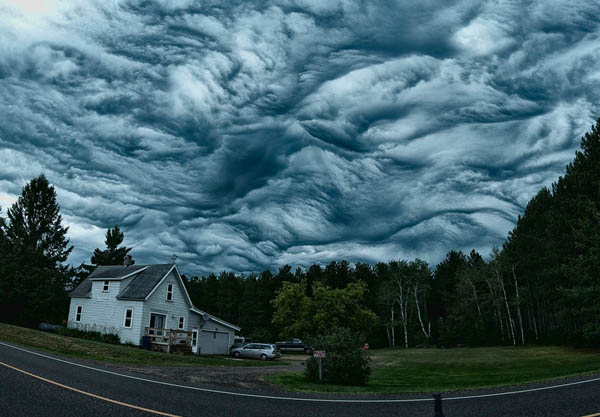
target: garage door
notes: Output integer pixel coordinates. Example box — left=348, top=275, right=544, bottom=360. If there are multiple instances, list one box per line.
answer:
left=199, top=330, right=230, bottom=355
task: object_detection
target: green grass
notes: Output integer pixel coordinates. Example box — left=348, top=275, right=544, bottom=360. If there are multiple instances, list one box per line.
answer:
left=0, top=323, right=285, bottom=367
left=266, top=345, right=600, bottom=394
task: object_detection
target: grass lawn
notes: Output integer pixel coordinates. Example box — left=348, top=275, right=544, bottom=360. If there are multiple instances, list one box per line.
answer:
left=266, top=345, right=600, bottom=394
left=0, top=323, right=285, bottom=367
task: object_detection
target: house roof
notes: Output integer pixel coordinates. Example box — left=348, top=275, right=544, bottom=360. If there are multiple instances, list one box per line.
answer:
left=117, top=264, right=174, bottom=300
left=88, top=265, right=148, bottom=280
left=69, top=276, right=94, bottom=298
left=190, top=307, right=241, bottom=332
left=70, top=264, right=171, bottom=299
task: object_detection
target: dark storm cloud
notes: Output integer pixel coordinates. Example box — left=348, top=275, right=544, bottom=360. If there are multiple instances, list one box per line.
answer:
left=0, top=0, right=599, bottom=273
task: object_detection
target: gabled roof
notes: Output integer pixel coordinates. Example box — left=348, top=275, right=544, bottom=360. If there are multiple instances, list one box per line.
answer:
left=117, top=264, right=175, bottom=300
left=190, top=307, right=241, bottom=332
left=88, top=265, right=148, bottom=280
left=70, top=264, right=171, bottom=300
left=69, top=277, right=94, bottom=298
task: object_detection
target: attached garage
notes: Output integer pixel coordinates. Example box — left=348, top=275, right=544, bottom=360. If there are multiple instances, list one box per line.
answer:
left=189, top=308, right=240, bottom=355
left=199, top=329, right=231, bottom=355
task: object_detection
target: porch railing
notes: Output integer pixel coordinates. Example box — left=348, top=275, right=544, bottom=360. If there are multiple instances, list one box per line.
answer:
left=144, top=327, right=193, bottom=353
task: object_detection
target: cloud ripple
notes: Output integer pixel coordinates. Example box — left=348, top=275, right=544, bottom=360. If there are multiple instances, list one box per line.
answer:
left=0, top=0, right=599, bottom=273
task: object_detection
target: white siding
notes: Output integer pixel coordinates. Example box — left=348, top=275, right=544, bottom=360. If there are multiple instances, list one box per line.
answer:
left=141, top=270, right=190, bottom=334
left=188, top=312, right=204, bottom=330
left=117, top=302, right=145, bottom=344
left=90, top=280, right=122, bottom=298
left=67, top=297, right=144, bottom=345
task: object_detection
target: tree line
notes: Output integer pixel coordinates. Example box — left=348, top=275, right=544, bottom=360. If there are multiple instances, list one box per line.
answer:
left=1, top=118, right=600, bottom=347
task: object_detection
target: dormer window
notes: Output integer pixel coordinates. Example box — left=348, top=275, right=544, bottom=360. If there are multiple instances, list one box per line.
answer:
left=166, top=283, right=173, bottom=301
left=103, top=281, right=110, bottom=292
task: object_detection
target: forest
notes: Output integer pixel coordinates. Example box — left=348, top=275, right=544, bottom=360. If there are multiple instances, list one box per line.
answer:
left=1, top=119, right=599, bottom=348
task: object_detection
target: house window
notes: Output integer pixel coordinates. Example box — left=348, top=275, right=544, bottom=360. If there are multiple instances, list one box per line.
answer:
left=75, top=306, right=82, bottom=322
left=103, top=281, right=109, bottom=292
left=124, top=309, right=133, bottom=328
left=192, top=331, right=197, bottom=347
left=178, top=316, right=184, bottom=329
left=166, top=283, right=173, bottom=301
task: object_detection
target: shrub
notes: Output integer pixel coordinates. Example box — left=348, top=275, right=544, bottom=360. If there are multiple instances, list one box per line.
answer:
left=101, top=333, right=122, bottom=345
left=58, top=327, right=121, bottom=345
left=305, top=328, right=371, bottom=386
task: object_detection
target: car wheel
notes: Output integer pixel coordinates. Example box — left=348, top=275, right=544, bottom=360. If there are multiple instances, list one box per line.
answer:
left=233, top=351, right=240, bottom=358
left=260, top=354, right=268, bottom=361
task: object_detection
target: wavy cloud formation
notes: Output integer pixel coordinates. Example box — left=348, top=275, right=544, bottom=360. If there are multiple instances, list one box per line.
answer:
left=0, top=0, right=599, bottom=273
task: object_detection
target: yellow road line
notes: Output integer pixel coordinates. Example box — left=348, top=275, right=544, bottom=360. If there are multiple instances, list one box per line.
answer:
left=0, top=360, right=181, bottom=417
left=581, top=414, right=600, bottom=417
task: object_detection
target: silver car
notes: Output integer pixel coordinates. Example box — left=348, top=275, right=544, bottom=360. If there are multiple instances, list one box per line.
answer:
left=230, top=343, right=281, bottom=360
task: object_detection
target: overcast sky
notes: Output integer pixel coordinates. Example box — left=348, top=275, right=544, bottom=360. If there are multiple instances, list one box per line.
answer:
left=1, top=0, right=599, bottom=275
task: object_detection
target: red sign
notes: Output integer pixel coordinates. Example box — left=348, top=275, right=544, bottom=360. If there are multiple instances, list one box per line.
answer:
left=313, top=350, right=326, bottom=358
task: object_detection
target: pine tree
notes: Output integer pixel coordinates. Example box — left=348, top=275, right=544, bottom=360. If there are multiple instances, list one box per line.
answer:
left=91, top=226, right=132, bottom=266
left=1, top=175, right=73, bottom=327
left=6, top=175, right=72, bottom=265
left=0, top=208, right=11, bottom=318
left=500, top=117, right=600, bottom=345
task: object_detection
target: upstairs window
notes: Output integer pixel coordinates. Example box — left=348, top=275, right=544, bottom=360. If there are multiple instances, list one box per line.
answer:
left=75, top=306, right=82, bottom=322
left=103, top=281, right=109, bottom=292
left=166, top=283, right=173, bottom=301
left=178, top=316, right=184, bottom=329
left=124, top=309, right=133, bottom=328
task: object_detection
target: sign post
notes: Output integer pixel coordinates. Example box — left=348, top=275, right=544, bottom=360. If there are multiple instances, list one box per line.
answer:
left=313, top=350, right=326, bottom=381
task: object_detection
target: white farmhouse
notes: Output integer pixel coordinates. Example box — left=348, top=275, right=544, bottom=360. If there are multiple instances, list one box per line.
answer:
left=68, top=261, right=240, bottom=355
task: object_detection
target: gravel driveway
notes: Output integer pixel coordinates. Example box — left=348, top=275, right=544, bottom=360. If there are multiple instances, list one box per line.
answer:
left=102, top=356, right=307, bottom=392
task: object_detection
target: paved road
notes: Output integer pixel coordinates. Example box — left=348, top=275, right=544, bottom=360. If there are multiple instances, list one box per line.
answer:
left=1, top=341, right=599, bottom=417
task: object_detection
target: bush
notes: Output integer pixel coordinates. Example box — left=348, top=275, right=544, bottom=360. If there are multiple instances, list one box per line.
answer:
left=101, top=333, right=122, bottom=345
left=58, top=327, right=121, bottom=345
left=305, top=328, right=371, bottom=386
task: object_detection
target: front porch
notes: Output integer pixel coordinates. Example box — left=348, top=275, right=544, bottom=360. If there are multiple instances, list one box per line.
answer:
left=143, top=327, right=194, bottom=354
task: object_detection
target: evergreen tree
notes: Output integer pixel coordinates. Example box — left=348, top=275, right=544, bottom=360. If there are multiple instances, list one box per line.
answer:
left=500, top=117, right=600, bottom=346
left=1, top=175, right=73, bottom=327
left=430, top=250, right=468, bottom=344
left=91, top=226, right=132, bottom=266
left=0, top=208, right=12, bottom=319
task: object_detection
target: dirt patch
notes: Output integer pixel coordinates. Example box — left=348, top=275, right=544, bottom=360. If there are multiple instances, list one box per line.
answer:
left=103, top=358, right=306, bottom=392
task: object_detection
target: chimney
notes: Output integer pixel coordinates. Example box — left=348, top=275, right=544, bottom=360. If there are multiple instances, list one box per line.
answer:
left=123, top=255, right=134, bottom=266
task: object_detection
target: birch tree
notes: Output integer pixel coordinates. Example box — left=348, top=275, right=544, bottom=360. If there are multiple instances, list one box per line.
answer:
left=412, top=259, right=432, bottom=341
left=391, top=261, right=412, bottom=349
left=378, top=279, right=397, bottom=348
left=512, top=265, right=525, bottom=345
left=496, top=269, right=516, bottom=346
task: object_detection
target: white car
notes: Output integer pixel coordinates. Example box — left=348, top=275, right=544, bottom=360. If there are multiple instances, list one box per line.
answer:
left=230, top=343, right=281, bottom=360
